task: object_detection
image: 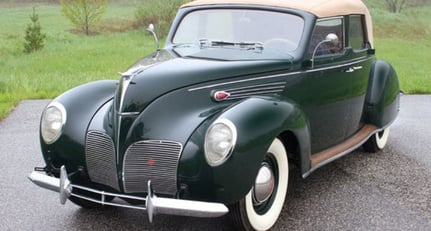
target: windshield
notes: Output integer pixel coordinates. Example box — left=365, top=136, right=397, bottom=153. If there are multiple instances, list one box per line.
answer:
left=172, top=9, right=304, bottom=60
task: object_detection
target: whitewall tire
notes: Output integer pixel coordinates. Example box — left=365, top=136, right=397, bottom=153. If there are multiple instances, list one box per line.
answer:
left=363, top=127, right=390, bottom=153
left=230, top=138, right=289, bottom=231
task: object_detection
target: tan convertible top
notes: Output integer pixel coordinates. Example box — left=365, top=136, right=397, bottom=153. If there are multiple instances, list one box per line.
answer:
left=182, top=0, right=373, bottom=46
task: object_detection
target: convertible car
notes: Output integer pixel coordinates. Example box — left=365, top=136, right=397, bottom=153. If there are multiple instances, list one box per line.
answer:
left=29, top=0, right=400, bottom=230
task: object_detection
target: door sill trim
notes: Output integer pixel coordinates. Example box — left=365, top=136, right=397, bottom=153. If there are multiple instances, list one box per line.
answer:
left=303, top=124, right=379, bottom=178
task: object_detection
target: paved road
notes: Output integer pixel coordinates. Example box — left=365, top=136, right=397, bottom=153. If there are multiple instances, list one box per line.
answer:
left=0, top=96, right=430, bottom=230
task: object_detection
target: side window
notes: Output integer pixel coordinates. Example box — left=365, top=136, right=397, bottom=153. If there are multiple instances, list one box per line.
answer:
left=348, top=15, right=367, bottom=50
left=309, top=18, right=344, bottom=57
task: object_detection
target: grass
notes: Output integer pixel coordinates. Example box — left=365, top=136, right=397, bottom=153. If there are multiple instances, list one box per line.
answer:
left=370, top=6, right=431, bottom=94
left=0, top=3, right=156, bottom=119
left=375, top=38, right=431, bottom=94
left=0, top=2, right=431, bottom=120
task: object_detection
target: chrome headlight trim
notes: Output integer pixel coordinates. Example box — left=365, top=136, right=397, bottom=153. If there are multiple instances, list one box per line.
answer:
left=204, top=118, right=237, bottom=166
left=41, top=102, right=66, bottom=144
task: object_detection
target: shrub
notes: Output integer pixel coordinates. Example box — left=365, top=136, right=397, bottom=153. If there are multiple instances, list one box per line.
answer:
left=60, top=0, right=108, bottom=35
left=135, top=0, right=188, bottom=38
left=23, top=7, right=46, bottom=53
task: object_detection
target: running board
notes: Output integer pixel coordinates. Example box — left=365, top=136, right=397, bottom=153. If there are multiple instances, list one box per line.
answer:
left=303, top=124, right=379, bottom=178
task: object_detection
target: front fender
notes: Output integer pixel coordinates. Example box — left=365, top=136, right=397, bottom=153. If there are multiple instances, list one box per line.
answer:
left=179, top=96, right=310, bottom=204
left=41, top=80, right=118, bottom=170
left=364, top=60, right=400, bottom=127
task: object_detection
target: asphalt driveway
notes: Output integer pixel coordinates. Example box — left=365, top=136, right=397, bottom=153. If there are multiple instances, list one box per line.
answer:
left=0, top=95, right=430, bottom=230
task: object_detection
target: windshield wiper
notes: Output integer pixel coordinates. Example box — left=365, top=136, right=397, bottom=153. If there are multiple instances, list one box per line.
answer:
left=199, top=39, right=263, bottom=51
left=173, top=42, right=198, bottom=48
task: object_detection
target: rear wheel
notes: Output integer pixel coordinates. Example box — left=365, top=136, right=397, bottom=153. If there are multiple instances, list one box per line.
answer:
left=230, top=138, right=289, bottom=231
left=363, top=127, right=390, bottom=153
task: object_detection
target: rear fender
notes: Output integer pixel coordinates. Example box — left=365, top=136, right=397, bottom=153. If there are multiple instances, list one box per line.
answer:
left=364, top=60, right=400, bottom=127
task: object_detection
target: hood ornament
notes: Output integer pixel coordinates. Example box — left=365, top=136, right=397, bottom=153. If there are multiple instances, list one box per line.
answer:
left=119, top=65, right=144, bottom=79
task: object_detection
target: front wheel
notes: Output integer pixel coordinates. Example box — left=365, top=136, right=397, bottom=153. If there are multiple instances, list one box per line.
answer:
left=363, top=127, right=390, bottom=153
left=230, top=138, right=289, bottom=231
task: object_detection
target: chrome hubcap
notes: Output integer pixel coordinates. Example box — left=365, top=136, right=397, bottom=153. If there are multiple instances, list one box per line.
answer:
left=252, top=163, right=275, bottom=206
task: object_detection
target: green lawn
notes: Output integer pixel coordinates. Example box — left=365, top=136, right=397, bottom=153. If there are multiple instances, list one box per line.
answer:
left=0, top=3, right=156, bottom=119
left=375, top=38, right=431, bottom=94
left=0, top=2, right=430, bottom=120
left=370, top=5, right=431, bottom=94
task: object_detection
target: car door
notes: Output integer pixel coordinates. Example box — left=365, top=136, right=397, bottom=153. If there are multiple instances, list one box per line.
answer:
left=290, top=17, right=353, bottom=153
left=343, top=14, right=375, bottom=138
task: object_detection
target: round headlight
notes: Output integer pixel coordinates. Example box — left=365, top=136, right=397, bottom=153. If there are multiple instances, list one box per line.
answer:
left=204, top=118, right=237, bottom=166
left=41, top=102, right=66, bottom=144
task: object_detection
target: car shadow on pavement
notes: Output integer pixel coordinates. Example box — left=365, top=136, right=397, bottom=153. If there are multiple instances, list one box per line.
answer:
left=70, top=204, right=234, bottom=231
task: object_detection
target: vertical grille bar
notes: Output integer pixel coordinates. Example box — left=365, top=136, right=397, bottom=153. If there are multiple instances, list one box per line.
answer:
left=85, top=131, right=120, bottom=191
left=123, top=140, right=182, bottom=195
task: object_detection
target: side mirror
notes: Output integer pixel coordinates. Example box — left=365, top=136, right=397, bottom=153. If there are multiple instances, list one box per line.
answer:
left=146, top=24, right=159, bottom=51
left=311, top=33, right=339, bottom=68
left=325, top=33, right=339, bottom=46
left=147, top=24, right=155, bottom=33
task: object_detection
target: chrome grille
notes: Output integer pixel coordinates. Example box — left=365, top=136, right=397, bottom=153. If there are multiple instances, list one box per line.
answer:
left=123, top=140, right=182, bottom=195
left=85, top=131, right=120, bottom=191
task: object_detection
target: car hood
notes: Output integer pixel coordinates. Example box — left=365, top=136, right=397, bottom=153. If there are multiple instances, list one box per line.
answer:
left=116, top=49, right=292, bottom=114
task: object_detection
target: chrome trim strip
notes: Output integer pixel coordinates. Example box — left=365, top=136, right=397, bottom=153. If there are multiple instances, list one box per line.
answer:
left=28, top=168, right=229, bottom=222
left=216, top=82, right=286, bottom=100
left=230, top=85, right=285, bottom=94
left=188, top=72, right=294, bottom=92
left=226, top=82, right=286, bottom=91
left=317, top=16, right=344, bottom=22
left=118, top=76, right=133, bottom=114
left=228, top=91, right=284, bottom=100
left=116, top=68, right=143, bottom=165
left=188, top=56, right=373, bottom=92
left=116, top=115, right=122, bottom=166
left=117, top=112, right=140, bottom=116
left=228, top=82, right=285, bottom=93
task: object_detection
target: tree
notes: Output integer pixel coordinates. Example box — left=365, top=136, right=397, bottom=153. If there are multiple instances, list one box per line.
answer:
left=60, top=0, right=107, bottom=35
left=24, top=7, right=46, bottom=53
left=385, top=0, right=406, bottom=13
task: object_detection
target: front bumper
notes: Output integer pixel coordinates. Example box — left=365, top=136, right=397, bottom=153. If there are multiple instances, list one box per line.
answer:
left=28, top=166, right=228, bottom=222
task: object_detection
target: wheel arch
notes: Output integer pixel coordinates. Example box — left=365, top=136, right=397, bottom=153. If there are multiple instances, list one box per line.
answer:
left=279, top=131, right=300, bottom=165
left=197, top=96, right=312, bottom=203
left=278, top=128, right=312, bottom=178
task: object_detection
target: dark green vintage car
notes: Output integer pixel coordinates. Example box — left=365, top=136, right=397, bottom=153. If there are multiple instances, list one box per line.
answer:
left=29, top=0, right=400, bottom=230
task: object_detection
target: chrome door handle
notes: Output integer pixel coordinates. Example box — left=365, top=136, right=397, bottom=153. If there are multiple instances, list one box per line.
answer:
left=345, top=66, right=363, bottom=73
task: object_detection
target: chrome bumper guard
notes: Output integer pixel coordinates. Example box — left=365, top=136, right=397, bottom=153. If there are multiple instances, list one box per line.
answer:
left=28, top=166, right=228, bottom=222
